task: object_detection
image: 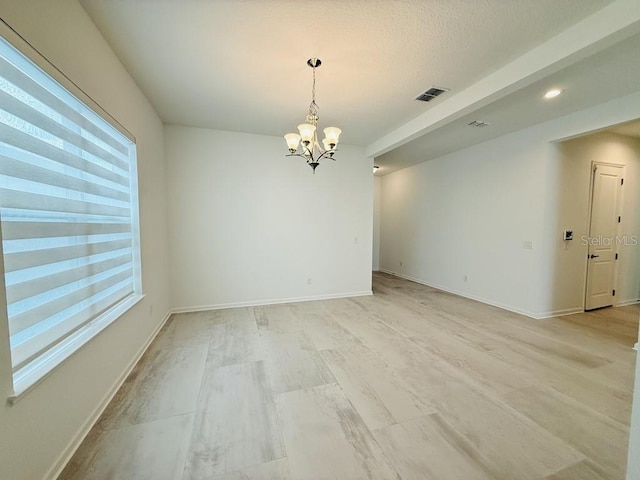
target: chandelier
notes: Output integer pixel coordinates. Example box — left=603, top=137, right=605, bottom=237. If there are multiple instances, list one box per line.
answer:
left=284, top=58, right=342, bottom=173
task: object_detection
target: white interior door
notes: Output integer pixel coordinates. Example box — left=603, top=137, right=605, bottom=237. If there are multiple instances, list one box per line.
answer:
left=585, top=163, right=624, bottom=311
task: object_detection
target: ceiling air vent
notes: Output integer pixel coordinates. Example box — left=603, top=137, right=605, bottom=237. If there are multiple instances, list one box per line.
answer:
left=468, top=120, right=491, bottom=128
left=415, top=86, right=449, bottom=102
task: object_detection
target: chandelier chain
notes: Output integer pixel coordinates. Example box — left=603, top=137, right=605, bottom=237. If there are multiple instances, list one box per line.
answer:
left=307, top=64, right=319, bottom=125
left=312, top=64, right=316, bottom=103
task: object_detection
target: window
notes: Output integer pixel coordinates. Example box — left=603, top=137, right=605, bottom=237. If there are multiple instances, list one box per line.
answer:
left=0, top=33, right=142, bottom=397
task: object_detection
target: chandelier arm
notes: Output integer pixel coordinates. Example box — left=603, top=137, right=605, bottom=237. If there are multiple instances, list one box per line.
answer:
left=286, top=153, right=314, bottom=161
left=316, top=149, right=338, bottom=162
left=286, top=151, right=337, bottom=163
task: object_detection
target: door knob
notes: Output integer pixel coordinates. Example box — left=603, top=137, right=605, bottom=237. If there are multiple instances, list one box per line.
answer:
left=589, top=254, right=600, bottom=258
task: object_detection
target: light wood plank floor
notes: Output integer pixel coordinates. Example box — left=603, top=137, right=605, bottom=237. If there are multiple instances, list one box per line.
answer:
left=60, top=272, right=638, bottom=479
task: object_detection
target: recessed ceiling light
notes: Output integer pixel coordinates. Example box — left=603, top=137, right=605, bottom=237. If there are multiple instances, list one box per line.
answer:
left=544, top=88, right=563, bottom=99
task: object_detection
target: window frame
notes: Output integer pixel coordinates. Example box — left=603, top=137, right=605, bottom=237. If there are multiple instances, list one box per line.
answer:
left=0, top=19, right=143, bottom=401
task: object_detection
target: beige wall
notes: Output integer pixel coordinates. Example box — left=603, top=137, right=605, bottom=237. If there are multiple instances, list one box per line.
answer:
left=547, top=132, right=640, bottom=313
left=0, top=1, right=171, bottom=479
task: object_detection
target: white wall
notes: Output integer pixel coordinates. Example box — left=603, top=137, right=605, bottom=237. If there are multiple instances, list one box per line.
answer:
left=165, top=126, right=373, bottom=310
left=548, top=132, right=640, bottom=313
left=379, top=90, right=640, bottom=318
left=0, top=1, right=171, bottom=479
left=379, top=127, right=547, bottom=316
left=373, top=175, right=381, bottom=271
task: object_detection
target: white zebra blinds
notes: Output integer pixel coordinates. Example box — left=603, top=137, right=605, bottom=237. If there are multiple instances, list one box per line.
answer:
left=0, top=34, right=141, bottom=388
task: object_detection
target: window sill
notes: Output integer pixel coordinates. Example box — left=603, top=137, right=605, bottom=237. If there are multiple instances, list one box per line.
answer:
left=9, top=293, right=145, bottom=403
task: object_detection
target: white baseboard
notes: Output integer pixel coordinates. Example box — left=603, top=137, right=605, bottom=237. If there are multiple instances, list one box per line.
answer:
left=171, top=290, right=373, bottom=314
left=379, top=269, right=544, bottom=319
left=44, top=310, right=172, bottom=480
left=535, top=298, right=639, bottom=317
left=616, top=298, right=640, bottom=307
left=534, top=307, right=584, bottom=319
left=378, top=269, right=640, bottom=320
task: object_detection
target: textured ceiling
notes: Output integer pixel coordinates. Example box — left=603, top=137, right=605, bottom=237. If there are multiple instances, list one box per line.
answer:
left=79, top=0, right=614, bottom=147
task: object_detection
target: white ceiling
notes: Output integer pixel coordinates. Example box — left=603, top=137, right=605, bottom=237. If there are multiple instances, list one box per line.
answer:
left=375, top=30, right=640, bottom=174
left=79, top=0, right=640, bottom=174
left=80, top=0, right=615, bottom=149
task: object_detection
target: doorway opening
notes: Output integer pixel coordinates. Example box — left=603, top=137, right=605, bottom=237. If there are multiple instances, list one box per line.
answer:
left=557, top=119, right=640, bottom=314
